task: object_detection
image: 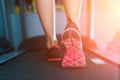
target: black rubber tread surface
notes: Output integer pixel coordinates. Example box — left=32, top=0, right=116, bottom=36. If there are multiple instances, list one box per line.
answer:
left=0, top=50, right=119, bottom=80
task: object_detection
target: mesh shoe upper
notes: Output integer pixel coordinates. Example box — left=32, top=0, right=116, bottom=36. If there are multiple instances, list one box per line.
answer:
left=61, top=22, right=86, bottom=68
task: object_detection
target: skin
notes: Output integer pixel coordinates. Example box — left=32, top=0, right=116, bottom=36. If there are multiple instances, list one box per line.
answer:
left=36, top=0, right=82, bottom=48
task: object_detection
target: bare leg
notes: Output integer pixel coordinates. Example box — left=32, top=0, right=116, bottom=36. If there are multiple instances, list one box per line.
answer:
left=36, top=0, right=57, bottom=48
left=62, top=0, right=82, bottom=30
left=61, top=0, right=86, bottom=67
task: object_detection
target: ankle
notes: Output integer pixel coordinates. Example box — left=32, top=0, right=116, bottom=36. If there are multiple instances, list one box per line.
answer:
left=67, top=18, right=80, bottom=30
left=47, top=40, right=58, bottom=48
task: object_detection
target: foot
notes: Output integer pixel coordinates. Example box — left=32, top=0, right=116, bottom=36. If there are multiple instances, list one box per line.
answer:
left=61, top=22, right=86, bottom=68
left=45, top=45, right=62, bottom=61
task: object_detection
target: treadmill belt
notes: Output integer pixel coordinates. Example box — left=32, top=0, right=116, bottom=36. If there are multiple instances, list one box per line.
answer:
left=0, top=50, right=119, bottom=80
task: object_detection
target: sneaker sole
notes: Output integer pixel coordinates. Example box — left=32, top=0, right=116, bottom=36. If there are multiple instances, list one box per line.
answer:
left=61, top=28, right=86, bottom=68
left=47, top=58, right=61, bottom=61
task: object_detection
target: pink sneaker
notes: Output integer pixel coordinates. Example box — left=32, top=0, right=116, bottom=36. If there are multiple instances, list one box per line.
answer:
left=45, top=45, right=62, bottom=61
left=61, top=22, right=86, bottom=68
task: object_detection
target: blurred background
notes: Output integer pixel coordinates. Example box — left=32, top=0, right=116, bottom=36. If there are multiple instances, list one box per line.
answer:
left=0, top=0, right=120, bottom=63
left=0, top=0, right=120, bottom=80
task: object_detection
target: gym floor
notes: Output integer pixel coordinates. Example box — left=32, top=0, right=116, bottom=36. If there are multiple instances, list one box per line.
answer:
left=0, top=49, right=119, bottom=80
